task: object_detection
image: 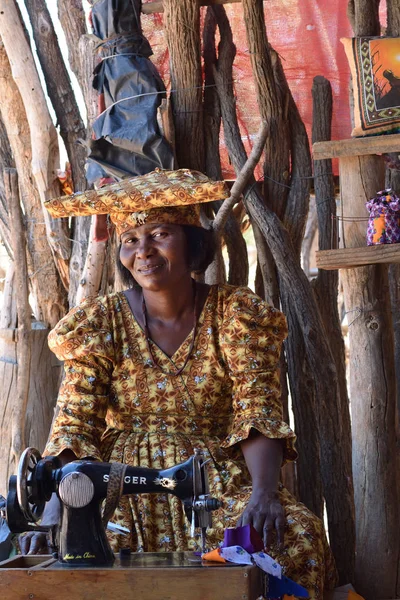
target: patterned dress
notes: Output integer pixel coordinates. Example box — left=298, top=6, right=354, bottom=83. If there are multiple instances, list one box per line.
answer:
left=44, top=284, right=337, bottom=599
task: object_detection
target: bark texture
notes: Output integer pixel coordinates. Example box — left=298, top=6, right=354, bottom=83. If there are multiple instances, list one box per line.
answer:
left=311, top=75, right=352, bottom=519
left=0, top=262, right=16, bottom=328
left=0, top=0, right=71, bottom=289
left=203, top=7, right=248, bottom=287
left=213, top=5, right=355, bottom=581
left=241, top=0, right=290, bottom=219
left=0, top=114, right=13, bottom=257
left=24, top=0, right=87, bottom=191
left=163, top=0, right=204, bottom=172
left=0, top=327, right=62, bottom=495
left=387, top=0, right=400, bottom=36
left=340, top=155, right=399, bottom=600
left=75, top=218, right=108, bottom=305
left=4, top=169, right=31, bottom=462
left=25, top=0, right=91, bottom=307
left=352, top=0, right=381, bottom=35
left=0, top=41, right=67, bottom=327
left=345, top=3, right=400, bottom=594
left=240, top=2, right=328, bottom=522
left=385, top=0, right=400, bottom=462
left=57, top=0, right=87, bottom=82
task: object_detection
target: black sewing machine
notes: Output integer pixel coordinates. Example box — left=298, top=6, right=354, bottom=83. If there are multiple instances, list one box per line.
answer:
left=5, top=447, right=220, bottom=568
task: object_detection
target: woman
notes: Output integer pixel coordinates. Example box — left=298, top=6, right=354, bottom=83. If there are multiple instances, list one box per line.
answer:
left=21, top=169, right=337, bottom=599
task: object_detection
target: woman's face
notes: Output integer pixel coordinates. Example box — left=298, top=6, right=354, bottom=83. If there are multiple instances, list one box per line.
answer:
left=119, top=223, right=190, bottom=290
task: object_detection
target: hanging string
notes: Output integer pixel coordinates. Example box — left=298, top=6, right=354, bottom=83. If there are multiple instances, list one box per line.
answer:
left=332, top=215, right=369, bottom=221
left=344, top=307, right=363, bottom=327
left=95, top=81, right=237, bottom=118
left=243, top=172, right=336, bottom=198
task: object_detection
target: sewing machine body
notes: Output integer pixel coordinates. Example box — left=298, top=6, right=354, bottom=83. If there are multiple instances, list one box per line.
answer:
left=5, top=448, right=219, bottom=568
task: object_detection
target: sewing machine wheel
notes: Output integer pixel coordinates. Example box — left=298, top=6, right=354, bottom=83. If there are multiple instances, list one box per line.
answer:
left=17, top=447, right=45, bottom=523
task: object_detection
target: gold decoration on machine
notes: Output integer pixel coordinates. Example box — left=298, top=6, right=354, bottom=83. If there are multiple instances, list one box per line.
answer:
left=154, top=477, right=177, bottom=490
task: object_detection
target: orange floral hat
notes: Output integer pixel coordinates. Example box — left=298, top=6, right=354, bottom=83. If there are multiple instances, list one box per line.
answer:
left=45, top=169, right=229, bottom=235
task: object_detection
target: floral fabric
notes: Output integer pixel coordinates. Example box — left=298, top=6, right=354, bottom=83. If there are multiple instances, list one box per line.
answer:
left=44, top=168, right=229, bottom=234
left=44, top=284, right=337, bottom=599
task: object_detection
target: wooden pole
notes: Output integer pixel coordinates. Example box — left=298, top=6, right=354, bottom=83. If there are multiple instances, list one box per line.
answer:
left=24, top=0, right=87, bottom=192
left=387, top=0, right=400, bottom=35
left=75, top=217, right=108, bottom=305
left=311, top=75, right=352, bottom=527
left=339, top=156, right=399, bottom=600
left=162, top=0, right=204, bottom=172
left=0, top=0, right=71, bottom=289
left=57, top=0, right=87, bottom=85
left=340, top=3, right=400, bottom=596
left=212, top=5, right=355, bottom=580
left=3, top=168, right=31, bottom=463
left=203, top=8, right=248, bottom=288
left=0, top=40, right=68, bottom=327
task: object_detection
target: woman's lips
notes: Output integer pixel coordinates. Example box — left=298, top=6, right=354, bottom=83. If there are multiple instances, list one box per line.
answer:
left=137, top=263, right=164, bottom=274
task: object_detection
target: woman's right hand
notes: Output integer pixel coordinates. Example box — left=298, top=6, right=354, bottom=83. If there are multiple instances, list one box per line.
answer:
left=19, top=488, right=64, bottom=555
left=19, top=531, right=50, bottom=555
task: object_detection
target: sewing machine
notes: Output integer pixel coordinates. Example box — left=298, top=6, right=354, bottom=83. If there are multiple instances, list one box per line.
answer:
left=0, top=448, right=265, bottom=600
left=5, top=447, right=220, bottom=567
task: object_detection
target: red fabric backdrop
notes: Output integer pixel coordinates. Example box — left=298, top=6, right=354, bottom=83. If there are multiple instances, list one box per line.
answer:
left=141, top=1, right=355, bottom=177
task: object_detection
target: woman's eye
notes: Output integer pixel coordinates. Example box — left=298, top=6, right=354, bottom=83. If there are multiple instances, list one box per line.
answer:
left=153, top=231, right=167, bottom=238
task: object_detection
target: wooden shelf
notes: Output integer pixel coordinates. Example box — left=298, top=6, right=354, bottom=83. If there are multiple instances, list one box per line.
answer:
left=313, top=133, right=400, bottom=160
left=316, top=244, right=400, bottom=270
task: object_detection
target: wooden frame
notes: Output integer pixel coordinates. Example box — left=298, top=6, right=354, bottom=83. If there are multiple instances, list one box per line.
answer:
left=313, top=133, right=400, bottom=160
left=316, top=244, right=400, bottom=270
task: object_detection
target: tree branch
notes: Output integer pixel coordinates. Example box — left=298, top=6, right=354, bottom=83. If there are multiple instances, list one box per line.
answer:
left=213, top=120, right=268, bottom=233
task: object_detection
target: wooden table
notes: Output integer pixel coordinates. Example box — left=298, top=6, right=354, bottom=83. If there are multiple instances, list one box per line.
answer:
left=0, top=552, right=265, bottom=600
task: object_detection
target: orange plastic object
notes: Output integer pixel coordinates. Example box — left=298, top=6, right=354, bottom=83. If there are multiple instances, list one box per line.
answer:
left=202, top=548, right=227, bottom=564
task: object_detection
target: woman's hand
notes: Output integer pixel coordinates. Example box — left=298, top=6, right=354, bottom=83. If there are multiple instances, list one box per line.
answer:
left=238, top=488, right=285, bottom=550
left=19, top=531, right=50, bottom=555
left=240, top=431, right=286, bottom=550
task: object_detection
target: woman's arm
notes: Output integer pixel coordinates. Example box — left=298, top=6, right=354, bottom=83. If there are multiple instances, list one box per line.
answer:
left=239, top=429, right=285, bottom=550
left=19, top=449, right=77, bottom=555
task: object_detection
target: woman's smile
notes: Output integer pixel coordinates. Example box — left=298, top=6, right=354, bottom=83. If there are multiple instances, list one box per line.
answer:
left=119, top=223, right=190, bottom=289
left=137, top=262, right=164, bottom=274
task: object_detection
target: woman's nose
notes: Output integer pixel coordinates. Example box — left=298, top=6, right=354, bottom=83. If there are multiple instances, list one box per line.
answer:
left=136, top=237, right=154, bottom=258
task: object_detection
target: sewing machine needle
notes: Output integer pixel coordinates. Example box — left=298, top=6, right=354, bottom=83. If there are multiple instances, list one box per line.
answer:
left=201, top=527, right=207, bottom=554
left=107, top=522, right=130, bottom=536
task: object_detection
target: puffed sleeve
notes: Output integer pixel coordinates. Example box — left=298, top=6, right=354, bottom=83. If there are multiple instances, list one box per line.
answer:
left=43, top=297, right=115, bottom=461
left=220, top=288, right=297, bottom=462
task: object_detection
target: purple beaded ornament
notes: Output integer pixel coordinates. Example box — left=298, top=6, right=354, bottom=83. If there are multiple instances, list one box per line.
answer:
left=366, top=189, right=400, bottom=245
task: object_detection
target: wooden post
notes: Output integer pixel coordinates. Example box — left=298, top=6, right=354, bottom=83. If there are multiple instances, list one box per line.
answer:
left=162, top=0, right=204, bottom=172
left=0, top=40, right=68, bottom=327
left=75, top=217, right=108, bottom=305
left=3, top=168, right=31, bottom=463
left=311, top=76, right=352, bottom=525
left=339, top=155, right=399, bottom=600
left=313, top=129, right=400, bottom=597
left=0, top=0, right=71, bottom=289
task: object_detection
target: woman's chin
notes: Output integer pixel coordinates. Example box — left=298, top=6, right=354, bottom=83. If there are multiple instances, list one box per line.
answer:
left=134, top=272, right=170, bottom=292
left=135, top=270, right=192, bottom=293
